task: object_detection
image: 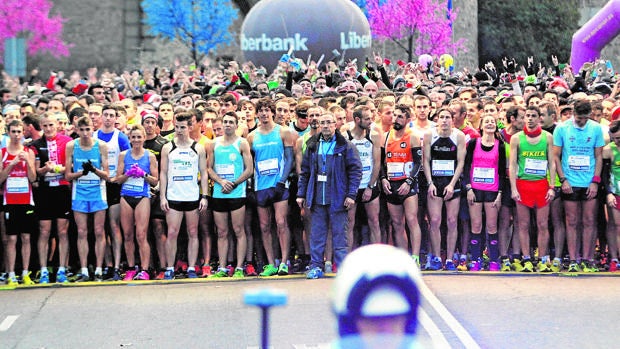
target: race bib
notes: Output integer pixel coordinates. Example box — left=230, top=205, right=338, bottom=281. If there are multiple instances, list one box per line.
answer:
left=387, top=162, right=405, bottom=179
left=6, top=177, right=28, bottom=193
left=124, top=177, right=144, bottom=192
left=44, top=172, right=63, bottom=187
left=257, top=158, right=279, bottom=176
left=215, top=163, right=235, bottom=180
left=568, top=155, right=590, bottom=171
left=77, top=172, right=100, bottom=186
left=524, top=158, right=548, bottom=176
left=432, top=159, right=454, bottom=176
left=472, top=167, right=495, bottom=183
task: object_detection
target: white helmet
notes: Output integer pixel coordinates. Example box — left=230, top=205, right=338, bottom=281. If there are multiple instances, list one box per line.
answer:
left=331, top=244, right=422, bottom=336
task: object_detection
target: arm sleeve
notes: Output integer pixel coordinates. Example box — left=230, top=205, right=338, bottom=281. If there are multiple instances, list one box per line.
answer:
left=279, top=146, right=294, bottom=183
left=378, top=66, right=393, bottom=90
left=410, top=147, right=422, bottom=179
left=498, top=142, right=507, bottom=192
left=285, top=71, right=293, bottom=91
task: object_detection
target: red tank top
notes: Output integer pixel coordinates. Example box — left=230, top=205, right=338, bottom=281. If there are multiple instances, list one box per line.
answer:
left=2, top=148, right=34, bottom=205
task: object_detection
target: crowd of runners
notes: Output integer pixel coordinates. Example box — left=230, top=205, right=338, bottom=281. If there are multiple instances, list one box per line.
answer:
left=1, top=52, right=619, bottom=286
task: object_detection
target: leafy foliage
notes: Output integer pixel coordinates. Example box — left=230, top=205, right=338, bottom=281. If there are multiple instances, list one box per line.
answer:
left=142, top=0, right=238, bottom=64
left=478, top=0, right=580, bottom=67
left=356, top=0, right=465, bottom=62
left=0, top=0, right=70, bottom=62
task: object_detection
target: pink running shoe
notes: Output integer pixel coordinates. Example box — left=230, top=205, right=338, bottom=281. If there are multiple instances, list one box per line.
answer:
left=123, top=269, right=137, bottom=281
left=135, top=270, right=150, bottom=280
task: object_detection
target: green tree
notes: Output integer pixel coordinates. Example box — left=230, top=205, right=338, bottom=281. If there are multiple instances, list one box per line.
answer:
left=478, top=0, right=580, bottom=67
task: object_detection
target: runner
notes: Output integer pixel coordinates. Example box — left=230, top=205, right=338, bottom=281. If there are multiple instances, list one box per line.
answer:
left=206, top=112, right=253, bottom=278
left=0, top=120, right=37, bottom=285
left=65, top=116, right=110, bottom=282
left=424, top=107, right=466, bottom=271
left=509, top=106, right=556, bottom=272
left=114, top=124, right=159, bottom=280
left=159, top=112, right=209, bottom=279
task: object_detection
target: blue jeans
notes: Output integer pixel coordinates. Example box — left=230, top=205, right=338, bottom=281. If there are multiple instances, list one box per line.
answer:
left=309, top=204, right=348, bottom=269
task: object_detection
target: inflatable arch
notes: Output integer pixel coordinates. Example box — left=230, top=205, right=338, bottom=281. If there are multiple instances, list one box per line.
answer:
left=571, top=0, right=620, bottom=72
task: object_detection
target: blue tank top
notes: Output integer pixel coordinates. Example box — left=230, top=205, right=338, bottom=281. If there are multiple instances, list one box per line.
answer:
left=251, top=124, right=284, bottom=191
left=120, top=151, right=151, bottom=198
left=71, top=140, right=106, bottom=202
left=213, top=137, right=245, bottom=199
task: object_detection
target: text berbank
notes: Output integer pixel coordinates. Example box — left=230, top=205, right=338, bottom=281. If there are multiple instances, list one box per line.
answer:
left=241, top=32, right=371, bottom=51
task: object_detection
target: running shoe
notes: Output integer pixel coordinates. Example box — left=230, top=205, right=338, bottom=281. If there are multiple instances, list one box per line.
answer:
left=233, top=268, right=245, bottom=278
left=164, top=269, right=175, bottom=280
left=428, top=256, right=443, bottom=271
left=94, top=273, right=103, bottom=282
left=56, top=270, right=68, bottom=283
left=324, top=261, right=333, bottom=273
left=7, top=276, right=18, bottom=286
left=201, top=265, right=212, bottom=277
left=211, top=268, right=229, bottom=278
left=512, top=259, right=524, bottom=272
left=259, top=264, right=278, bottom=277
left=245, top=263, right=257, bottom=276
left=456, top=257, right=468, bottom=271
left=113, top=268, right=122, bottom=281
left=155, top=270, right=166, bottom=280
left=306, top=267, right=324, bottom=279
left=550, top=258, right=562, bottom=272
left=277, top=263, right=289, bottom=276
left=39, top=269, right=50, bottom=284
left=468, top=260, right=481, bottom=271
left=123, top=269, right=137, bottom=281
left=488, top=261, right=500, bottom=271
left=521, top=260, right=534, bottom=272
left=75, top=273, right=90, bottom=282
left=501, top=258, right=512, bottom=272
left=444, top=260, right=456, bottom=271
left=0, top=272, right=7, bottom=282
left=135, top=271, right=150, bottom=280
left=538, top=261, right=551, bottom=273
left=610, top=260, right=618, bottom=272
left=187, top=268, right=198, bottom=278
left=567, top=262, right=580, bottom=273
left=581, top=260, right=599, bottom=273
left=22, top=272, right=35, bottom=285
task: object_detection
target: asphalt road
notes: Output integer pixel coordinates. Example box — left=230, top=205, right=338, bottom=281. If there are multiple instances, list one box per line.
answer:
left=0, top=272, right=618, bottom=348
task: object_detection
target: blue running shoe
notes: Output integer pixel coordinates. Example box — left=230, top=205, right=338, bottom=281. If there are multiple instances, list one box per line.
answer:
left=306, top=267, right=324, bottom=279
left=187, top=269, right=198, bottom=279
left=444, top=260, right=456, bottom=271
left=56, top=270, right=68, bottom=283
left=428, top=257, right=443, bottom=271
left=164, top=269, right=175, bottom=280
left=39, top=270, right=50, bottom=284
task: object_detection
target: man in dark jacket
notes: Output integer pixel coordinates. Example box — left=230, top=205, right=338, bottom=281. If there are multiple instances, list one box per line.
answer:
left=297, top=112, right=362, bottom=279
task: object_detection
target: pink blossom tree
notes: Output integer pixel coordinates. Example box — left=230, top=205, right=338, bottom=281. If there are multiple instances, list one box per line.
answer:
left=0, top=0, right=70, bottom=63
left=364, top=0, right=465, bottom=62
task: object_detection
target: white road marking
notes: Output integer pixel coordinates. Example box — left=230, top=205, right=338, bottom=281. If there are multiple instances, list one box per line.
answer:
left=292, top=344, right=330, bottom=349
left=418, top=308, right=451, bottom=348
left=419, top=282, right=481, bottom=349
left=0, top=315, right=19, bottom=332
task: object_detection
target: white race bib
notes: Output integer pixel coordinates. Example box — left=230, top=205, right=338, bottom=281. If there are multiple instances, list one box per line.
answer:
left=568, top=155, right=590, bottom=171
left=472, top=167, right=495, bottom=183
left=432, top=159, right=454, bottom=176
left=257, top=158, right=279, bottom=176
left=44, top=172, right=63, bottom=187
left=387, top=162, right=405, bottom=179
left=124, top=177, right=144, bottom=192
left=6, top=177, right=28, bottom=193
left=77, top=172, right=100, bottom=186
left=524, top=158, right=548, bottom=176
left=215, top=163, right=235, bottom=180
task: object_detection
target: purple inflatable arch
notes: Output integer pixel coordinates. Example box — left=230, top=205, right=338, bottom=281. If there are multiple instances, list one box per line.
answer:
left=571, top=0, right=620, bottom=72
